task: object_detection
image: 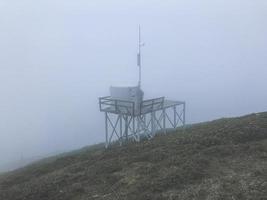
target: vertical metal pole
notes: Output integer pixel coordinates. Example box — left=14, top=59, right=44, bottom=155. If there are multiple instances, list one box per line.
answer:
left=105, top=112, right=108, bottom=148
left=183, top=103, right=186, bottom=127
left=174, top=106, right=177, bottom=128
left=137, top=116, right=141, bottom=141
left=154, top=111, right=157, bottom=131
left=125, top=116, right=128, bottom=142
left=133, top=116, right=135, bottom=140
left=137, top=25, right=145, bottom=88
left=138, top=25, right=141, bottom=88
left=163, top=108, right=166, bottom=134
left=144, top=114, right=146, bottom=128
left=137, top=116, right=140, bottom=135
left=119, top=114, right=122, bottom=145
left=151, top=111, right=155, bottom=136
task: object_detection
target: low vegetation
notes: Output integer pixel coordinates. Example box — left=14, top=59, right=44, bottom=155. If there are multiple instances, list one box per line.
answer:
left=0, top=112, right=267, bottom=200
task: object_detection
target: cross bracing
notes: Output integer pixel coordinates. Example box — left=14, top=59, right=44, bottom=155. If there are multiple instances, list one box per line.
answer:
left=99, top=96, right=185, bottom=148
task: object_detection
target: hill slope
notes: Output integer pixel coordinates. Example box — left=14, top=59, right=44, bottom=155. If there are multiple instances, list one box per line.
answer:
left=1, top=112, right=267, bottom=200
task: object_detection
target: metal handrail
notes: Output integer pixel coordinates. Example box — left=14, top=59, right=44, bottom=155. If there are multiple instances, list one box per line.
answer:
left=142, top=97, right=164, bottom=105
left=99, top=96, right=135, bottom=115
left=99, top=96, right=165, bottom=115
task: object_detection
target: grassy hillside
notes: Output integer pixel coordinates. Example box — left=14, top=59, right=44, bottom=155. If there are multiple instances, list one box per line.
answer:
left=0, top=112, right=267, bottom=200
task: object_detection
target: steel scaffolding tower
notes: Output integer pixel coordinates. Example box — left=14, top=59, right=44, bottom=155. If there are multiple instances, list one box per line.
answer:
left=99, top=96, right=185, bottom=148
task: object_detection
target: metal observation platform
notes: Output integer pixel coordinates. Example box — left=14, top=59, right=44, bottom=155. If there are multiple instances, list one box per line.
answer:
left=99, top=93, right=185, bottom=148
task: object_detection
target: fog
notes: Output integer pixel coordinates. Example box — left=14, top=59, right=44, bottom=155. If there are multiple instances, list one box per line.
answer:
left=0, top=0, right=267, bottom=170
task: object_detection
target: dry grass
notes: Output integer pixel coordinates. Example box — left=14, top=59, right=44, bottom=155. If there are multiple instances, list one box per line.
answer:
left=0, top=112, right=267, bottom=200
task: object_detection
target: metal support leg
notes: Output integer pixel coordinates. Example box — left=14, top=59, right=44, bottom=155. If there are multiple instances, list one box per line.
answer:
left=137, top=116, right=140, bottom=137
left=163, top=108, right=166, bottom=134
left=119, top=114, right=122, bottom=145
left=151, top=111, right=155, bottom=136
left=174, top=106, right=177, bottom=128
left=154, top=111, right=158, bottom=131
left=144, top=114, right=147, bottom=128
left=105, top=112, right=108, bottom=148
left=183, top=103, right=186, bottom=126
left=125, top=116, right=128, bottom=142
left=133, top=116, right=136, bottom=140
left=137, top=116, right=141, bottom=141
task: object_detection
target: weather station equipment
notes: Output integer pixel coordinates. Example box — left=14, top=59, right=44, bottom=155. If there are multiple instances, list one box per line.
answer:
left=99, top=27, right=186, bottom=148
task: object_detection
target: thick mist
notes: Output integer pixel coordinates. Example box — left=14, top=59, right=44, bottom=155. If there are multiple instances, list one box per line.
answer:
left=0, top=0, right=267, bottom=171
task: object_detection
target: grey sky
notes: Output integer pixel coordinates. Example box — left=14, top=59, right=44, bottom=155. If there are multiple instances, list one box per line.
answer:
left=0, top=0, right=267, bottom=167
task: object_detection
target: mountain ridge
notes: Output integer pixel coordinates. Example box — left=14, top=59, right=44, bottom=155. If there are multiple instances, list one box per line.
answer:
left=0, top=112, right=267, bottom=200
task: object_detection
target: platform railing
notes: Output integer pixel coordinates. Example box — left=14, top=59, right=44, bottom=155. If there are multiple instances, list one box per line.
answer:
left=140, top=97, right=164, bottom=114
left=99, top=96, right=135, bottom=115
left=99, top=96, right=165, bottom=116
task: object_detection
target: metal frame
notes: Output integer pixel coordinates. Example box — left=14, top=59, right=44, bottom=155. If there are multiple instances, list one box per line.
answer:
left=99, top=96, right=185, bottom=148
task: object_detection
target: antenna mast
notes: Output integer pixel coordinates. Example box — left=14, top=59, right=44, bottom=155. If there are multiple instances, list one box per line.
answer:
left=137, top=25, right=144, bottom=88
